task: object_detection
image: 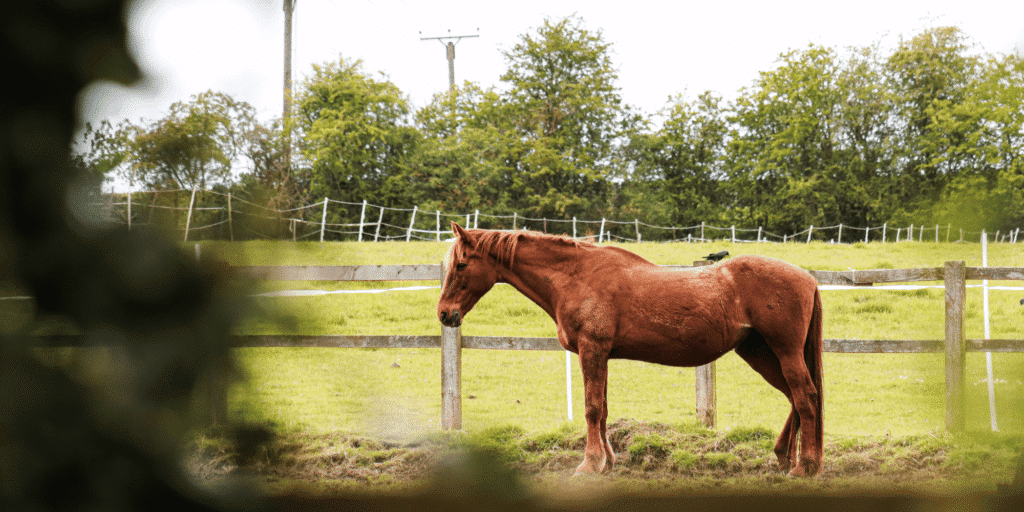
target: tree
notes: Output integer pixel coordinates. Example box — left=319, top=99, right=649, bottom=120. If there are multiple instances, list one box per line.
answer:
left=625, top=92, right=728, bottom=227
left=497, top=15, right=640, bottom=219
left=235, top=117, right=305, bottom=212
left=295, top=57, right=420, bottom=207
left=909, top=51, right=1024, bottom=232
left=71, top=119, right=133, bottom=191
left=413, top=82, right=517, bottom=214
left=885, top=27, right=979, bottom=202
left=726, top=45, right=847, bottom=233
left=127, top=91, right=254, bottom=190
left=832, top=43, right=898, bottom=228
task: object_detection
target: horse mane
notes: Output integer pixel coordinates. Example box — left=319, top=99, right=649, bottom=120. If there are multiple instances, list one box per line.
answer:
left=464, top=229, right=595, bottom=268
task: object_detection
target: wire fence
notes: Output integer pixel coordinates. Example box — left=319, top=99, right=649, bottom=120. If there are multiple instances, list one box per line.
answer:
left=93, top=189, right=1023, bottom=244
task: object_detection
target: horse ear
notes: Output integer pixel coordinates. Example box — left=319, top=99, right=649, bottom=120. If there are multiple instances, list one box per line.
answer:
left=450, top=222, right=475, bottom=248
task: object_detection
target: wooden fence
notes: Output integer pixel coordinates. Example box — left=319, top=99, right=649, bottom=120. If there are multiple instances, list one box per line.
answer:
left=223, top=260, right=1024, bottom=433
left=100, top=189, right=1024, bottom=244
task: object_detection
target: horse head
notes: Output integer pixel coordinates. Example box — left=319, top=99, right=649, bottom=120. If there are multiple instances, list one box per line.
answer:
left=437, top=222, right=500, bottom=327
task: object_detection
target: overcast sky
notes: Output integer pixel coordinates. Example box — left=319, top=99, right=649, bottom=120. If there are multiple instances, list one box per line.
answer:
left=79, top=0, right=1024, bottom=130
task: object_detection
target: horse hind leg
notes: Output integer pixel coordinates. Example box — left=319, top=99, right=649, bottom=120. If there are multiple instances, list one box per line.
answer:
left=734, top=333, right=799, bottom=473
left=601, top=377, right=615, bottom=469
left=773, top=349, right=822, bottom=477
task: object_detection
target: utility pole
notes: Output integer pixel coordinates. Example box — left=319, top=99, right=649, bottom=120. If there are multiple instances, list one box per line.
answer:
left=283, top=0, right=296, bottom=175
left=419, top=29, right=479, bottom=94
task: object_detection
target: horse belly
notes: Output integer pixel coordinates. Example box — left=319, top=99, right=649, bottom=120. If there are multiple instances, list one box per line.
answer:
left=610, top=329, right=739, bottom=368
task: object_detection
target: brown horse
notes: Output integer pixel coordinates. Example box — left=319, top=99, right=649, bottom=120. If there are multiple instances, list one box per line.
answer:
left=437, top=223, right=824, bottom=477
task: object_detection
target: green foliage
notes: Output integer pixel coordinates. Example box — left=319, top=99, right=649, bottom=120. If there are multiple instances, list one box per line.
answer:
left=82, top=22, right=1024, bottom=237
left=497, top=15, right=640, bottom=220
left=72, top=119, right=132, bottom=190
left=295, top=57, right=420, bottom=210
left=413, top=83, right=517, bottom=214
left=627, top=92, right=728, bottom=227
left=128, top=91, right=256, bottom=190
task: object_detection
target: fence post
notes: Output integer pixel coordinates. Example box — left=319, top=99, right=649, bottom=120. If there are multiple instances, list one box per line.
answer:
left=935, top=225, right=939, bottom=244
left=183, top=186, right=198, bottom=242
left=105, top=188, right=115, bottom=221
left=374, top=207, right=383, bottom=242
left=319, top=197, right=328, bottom=242
left=407, top=206, right=418, bottom=242
left=864, top=226, right=869, bottom=244
left=693, top=259, right=716, bottom=428
left=882, top=222, right=887, bottom=243
left=436, top=210, right=441, bottom=242
left=440, top=263, right=463, bottom=430
left=806, top=225, right=813, bottom=244
left=944, top=260, right=966, bottom=432
left=757, top=226, right=762, bottom=243
left=358, top=200, right=367, bottom=242
left=474, top=209, right=479, bottom=229
left=599, top=218, right=606, bottom=242
left=731, top=225, right=736, bottom=243
left=572, top=217, right=577, bottom=238
left=837, top=224, right=843, bottom=243
left=701, top=221, right=705, bottom=241
left=512, top=212, right=517, bottom=230
left=635, top=219, right=641, bottom=242
left=127, top=191, right=132, bottom=230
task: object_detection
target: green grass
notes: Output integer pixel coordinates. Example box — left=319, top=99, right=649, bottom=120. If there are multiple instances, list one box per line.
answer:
left=9, top=240, right=1023, bottom=439
left=208, top=240, right=1024, bottom=438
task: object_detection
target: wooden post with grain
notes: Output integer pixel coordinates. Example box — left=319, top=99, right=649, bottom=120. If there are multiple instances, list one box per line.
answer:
left=692, top=259, right=716, bottom=428
left=440, top=262, right=463, bottom=429
left=944, top=260, right=966, bottom=432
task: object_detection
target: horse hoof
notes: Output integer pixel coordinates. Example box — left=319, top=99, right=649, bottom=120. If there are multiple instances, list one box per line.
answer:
left=787, top=463, right=820, bottom=478
left=574, top=460, right=605, bottom=476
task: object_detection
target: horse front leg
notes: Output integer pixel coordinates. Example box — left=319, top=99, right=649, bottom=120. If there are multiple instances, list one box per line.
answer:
left=574, top=343, right=611, bottom=476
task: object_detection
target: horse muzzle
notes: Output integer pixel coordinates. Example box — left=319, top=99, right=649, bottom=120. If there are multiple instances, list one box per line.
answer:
left=439, top=310, right=462, bottom=327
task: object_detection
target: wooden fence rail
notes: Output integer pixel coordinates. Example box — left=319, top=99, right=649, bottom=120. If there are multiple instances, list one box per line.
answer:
left=226, top=260, right=1024, bottom=432
left=36, top=261, right=1024, bottom=431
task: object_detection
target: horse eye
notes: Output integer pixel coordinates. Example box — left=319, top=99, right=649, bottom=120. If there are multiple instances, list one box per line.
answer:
left=456, top=262, right=468, bottom=271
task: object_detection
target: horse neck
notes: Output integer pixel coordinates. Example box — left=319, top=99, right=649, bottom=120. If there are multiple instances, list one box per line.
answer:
left=492, top=236, right=579, bottom=318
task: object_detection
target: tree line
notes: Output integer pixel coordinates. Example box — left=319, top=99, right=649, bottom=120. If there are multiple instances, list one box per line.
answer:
left=76, top=16, right=1024, bottom=237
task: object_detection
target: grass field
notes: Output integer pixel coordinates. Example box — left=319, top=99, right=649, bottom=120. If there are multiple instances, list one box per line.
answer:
left=188, top=239, right=1024, bottom=440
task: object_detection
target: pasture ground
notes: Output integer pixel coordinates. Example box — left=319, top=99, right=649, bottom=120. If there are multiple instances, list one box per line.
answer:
left=186, top=418, right=1024, bottom=497
left=6, top=239, right=1023, bottom=497
left=183, top=239, right=1024, bottom=497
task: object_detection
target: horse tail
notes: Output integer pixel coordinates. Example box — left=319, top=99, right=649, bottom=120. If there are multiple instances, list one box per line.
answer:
left=804, top=287, right=824, bottom=461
